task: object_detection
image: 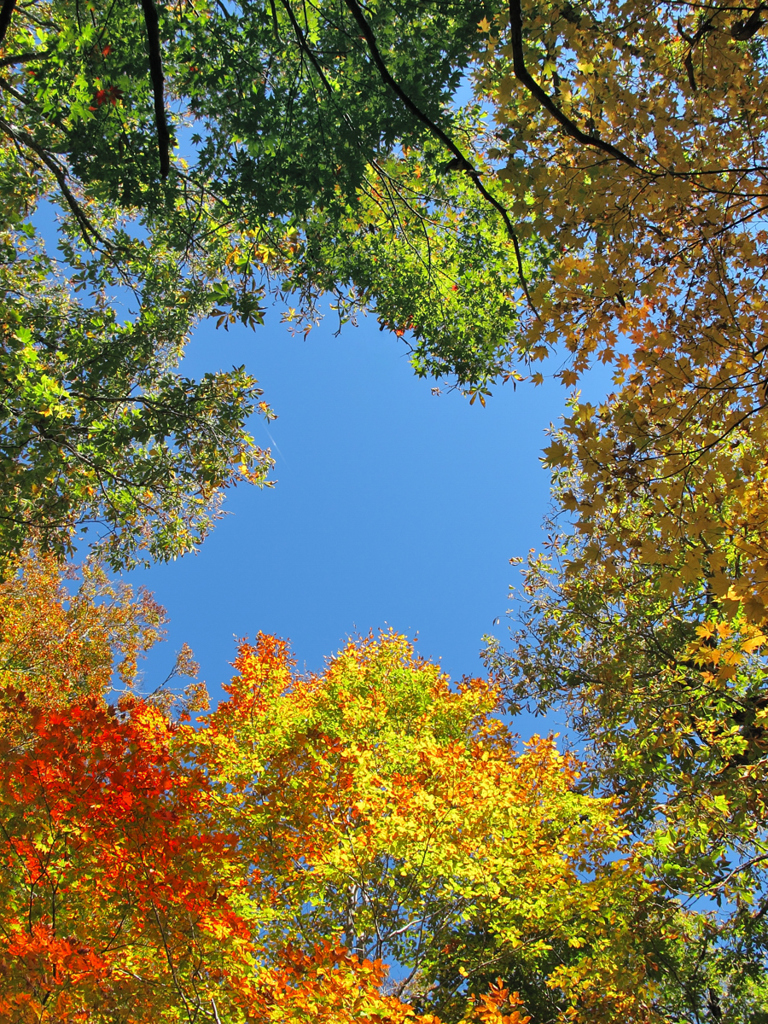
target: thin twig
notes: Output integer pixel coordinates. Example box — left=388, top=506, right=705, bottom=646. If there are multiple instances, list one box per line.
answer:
left=0, top=117, right=104, bottom=244
left=704, top=851, right=768, bottom=890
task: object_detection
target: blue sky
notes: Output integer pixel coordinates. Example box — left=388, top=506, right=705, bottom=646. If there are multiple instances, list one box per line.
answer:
left=126, top=306, right=605, bottom=723
left=30, top=203, right=592, bottom=727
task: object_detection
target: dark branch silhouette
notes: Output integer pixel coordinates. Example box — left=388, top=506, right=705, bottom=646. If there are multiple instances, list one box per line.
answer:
left=139, top=0, right=171, bottom=179
left=0, top=0, right=18, bottom=46
left=280, top=0, right=334, bottom=95
left=0, top=117, right=103, bottom=244
left=507, top=0, right=638, bottom=169
left=342, top=0, right=540, bottom=317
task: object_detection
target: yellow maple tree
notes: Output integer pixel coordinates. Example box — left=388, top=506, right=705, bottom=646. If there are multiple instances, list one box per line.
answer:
left=471, top=0, right=768, bottom=618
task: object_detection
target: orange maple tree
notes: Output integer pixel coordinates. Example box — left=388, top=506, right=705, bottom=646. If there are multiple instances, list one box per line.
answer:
left=0, top=558, right=515, bottom=1023
left=0, top=696, right=257, bottom=1022
left=0, top=552, right=165, bottom=726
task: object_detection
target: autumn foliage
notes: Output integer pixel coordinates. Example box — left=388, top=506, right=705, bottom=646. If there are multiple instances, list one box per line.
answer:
left=0, top=558, right=686, bottom=1022
left=5, top=0, right=768, bottom=1013
left=0, top=698, right=254, bottom=1022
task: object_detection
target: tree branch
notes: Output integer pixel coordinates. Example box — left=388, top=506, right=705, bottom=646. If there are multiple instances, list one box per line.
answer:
left=0, top=117, right=105, bottom=244
left=704, top=851, right=768, bottom=890
left=341, top=0, right=540, bottom=318
left=507, top=0, right=638, bottom=169
left=279, top=0, right=333, bottom=95
left=0, top=49, right=51, bottom=68
left=139, top=0, right=171, bottom=179
left=0, top=0, right=18, bottom=46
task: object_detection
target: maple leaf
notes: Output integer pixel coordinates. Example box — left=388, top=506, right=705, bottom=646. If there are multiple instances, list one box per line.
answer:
left=541, top=440, right=572, bottom=467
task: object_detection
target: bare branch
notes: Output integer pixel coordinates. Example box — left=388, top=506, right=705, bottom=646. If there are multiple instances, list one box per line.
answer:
left=0, top=116, right=104, bottom=244
left=280, top=0, right=333, bottom=94
left=0, top=49, right=50, bottom=68
left=705, top=851, right=768, bottom=890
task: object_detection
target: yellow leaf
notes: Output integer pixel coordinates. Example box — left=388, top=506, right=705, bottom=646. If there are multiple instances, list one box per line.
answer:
left=742, top=635, right=767, bottom=654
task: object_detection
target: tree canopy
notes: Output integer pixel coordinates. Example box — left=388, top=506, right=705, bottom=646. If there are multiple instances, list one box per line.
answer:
left=0, top=225, right=276, bottom=568
left=0, top=558, right=716, bottom=1022
left=473, top=0, right=768, bottom=619
left=486, top=496, right=768, bottom=1020
left=0, top=0, right=552, bottom=565
left=3, top=0, right=768, bottom=1018
left=5, top=0, right=768, bottom=595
